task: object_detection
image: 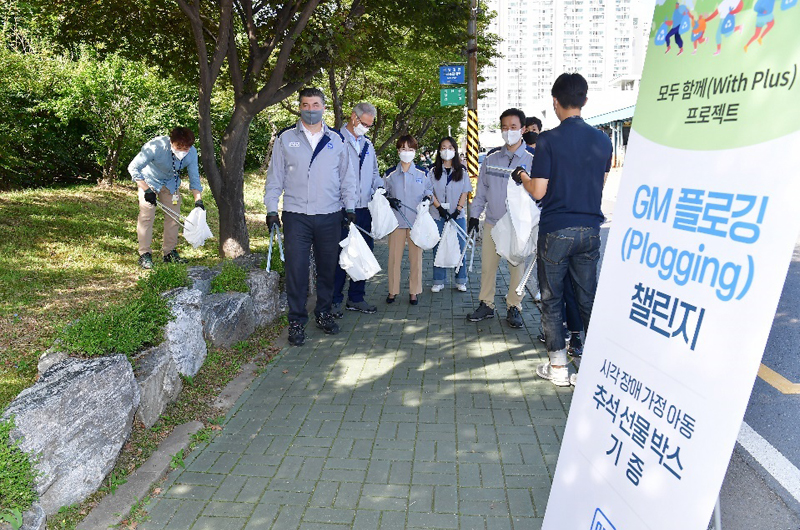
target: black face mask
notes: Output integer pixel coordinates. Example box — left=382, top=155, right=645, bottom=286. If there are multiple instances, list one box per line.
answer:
left=522, top=131, right=538, bottom=145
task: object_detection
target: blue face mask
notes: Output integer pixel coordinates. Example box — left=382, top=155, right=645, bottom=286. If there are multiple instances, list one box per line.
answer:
left=301, top=110, right=324, bottom=125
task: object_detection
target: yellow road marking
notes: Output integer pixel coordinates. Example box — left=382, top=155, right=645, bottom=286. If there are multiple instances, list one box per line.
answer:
left=758, top=364, right=800, bottom=395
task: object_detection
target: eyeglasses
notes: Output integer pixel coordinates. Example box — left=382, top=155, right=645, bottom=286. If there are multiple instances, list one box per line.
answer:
left=355, top=114, right=374, bottom=128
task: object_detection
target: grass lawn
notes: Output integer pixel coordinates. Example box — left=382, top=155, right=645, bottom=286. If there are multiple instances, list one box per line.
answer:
left=0, top=171, right=272, bottom=409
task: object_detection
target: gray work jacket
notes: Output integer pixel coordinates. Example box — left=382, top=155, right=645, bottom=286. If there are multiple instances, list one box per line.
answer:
left=470, top=143, right=535, bottom=226
left=429, top=167, right=472, bottom=220
left=340, top=127, right=383, bottom=209
left=264, top=121, right=357, bottom=215
left=384, top=164, right=433, bottom=229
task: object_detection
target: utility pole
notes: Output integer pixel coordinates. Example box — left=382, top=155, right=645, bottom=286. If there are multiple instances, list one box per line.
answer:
left=466, top=0, right=479, bottom=194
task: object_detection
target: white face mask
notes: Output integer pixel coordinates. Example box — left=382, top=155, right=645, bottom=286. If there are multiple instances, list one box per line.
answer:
left=440, top=148, right=455, bottom=161
left=502, top=129, right=522, bottom=146
left=172, top=148, right=189, bottom=161
left=399, top=150, right=416, bottom=164
left=353, top=117, right=370, bottom=137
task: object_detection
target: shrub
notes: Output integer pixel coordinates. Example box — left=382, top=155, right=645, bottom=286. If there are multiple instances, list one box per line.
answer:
left=137, top=262, right=190, bottom=294
left=261, top=241, right=285, bottom=276
left=0, top=416, right=38, bottom=514
left=210, top=261, right=249, bottom=294
left=58, top=290, right=172, bottom=358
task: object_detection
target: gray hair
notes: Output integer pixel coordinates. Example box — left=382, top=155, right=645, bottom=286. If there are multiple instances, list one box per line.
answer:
left=353, top=102, right=377, bottom=118
left=299, top=87, right=326, bottom=105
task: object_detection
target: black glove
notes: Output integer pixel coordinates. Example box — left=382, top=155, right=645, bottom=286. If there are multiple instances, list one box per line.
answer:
left=387, top=197, right=401, bottom=211
left=437, top=205, right=449, bottom=220
left=144, top=188, right=157, bottom=205
left=266, top=213, right=281, bottom=230
left=194, top=199, right=205, bottom=210
left=347, top=211, right=357, bottom=224
left=450, top=208, right=461, bottom=220
left=511, top=166, right=528, bottom=185
left=468, top=217, right=480, bottom=234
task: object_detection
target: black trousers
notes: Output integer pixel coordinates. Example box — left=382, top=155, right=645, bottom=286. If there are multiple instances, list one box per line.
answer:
left=282, top=210, right=343, bottom=326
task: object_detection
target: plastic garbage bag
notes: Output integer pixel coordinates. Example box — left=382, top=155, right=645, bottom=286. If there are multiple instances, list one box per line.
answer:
left=505, top=178, right=540, bottom=252
left=434, top=221, right=461, bottom=268
left=409, top=199, right=440, bottom=250
left=368, top=188, right=399, bottom=240
left=339, top=224, right=381, bottom=282
left=183, top=207, right=214, bottom=248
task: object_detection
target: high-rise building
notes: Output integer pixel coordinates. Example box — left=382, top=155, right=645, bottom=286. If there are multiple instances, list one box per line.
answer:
left=478, top=0, right=646, bottom=138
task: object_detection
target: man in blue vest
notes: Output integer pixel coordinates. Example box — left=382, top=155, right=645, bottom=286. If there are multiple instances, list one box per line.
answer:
left=331, top=102, right=384, bottom=317
left=264, top=88, right=357, bottom=346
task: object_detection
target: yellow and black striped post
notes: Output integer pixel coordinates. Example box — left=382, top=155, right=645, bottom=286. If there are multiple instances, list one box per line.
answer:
left=467, top=109, right=480, bottom=200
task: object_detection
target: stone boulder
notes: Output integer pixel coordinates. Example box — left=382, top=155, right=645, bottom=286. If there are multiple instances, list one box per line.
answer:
left=187, top=266, right=219, bottom=295
left=245, top=269, right=281, bottom=327
left=2, top=356, right=140, bottom=515
left=133, top=345, right=182, bottom=428
left=233, top=252, right=268, bottom=271
left=37, top=347, right=67, bottom=376
left=163, top=288, right=206, bottom=376
left=201, top=293, right=256, bottom=348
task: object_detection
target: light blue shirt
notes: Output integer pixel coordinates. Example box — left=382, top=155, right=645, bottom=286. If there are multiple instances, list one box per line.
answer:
left=384, top=164, right=434, bottom=229
left=128, top=136, right=202, bottom=194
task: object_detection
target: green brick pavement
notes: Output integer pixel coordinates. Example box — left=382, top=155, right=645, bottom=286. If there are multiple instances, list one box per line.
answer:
left=142, top=238, right=572, bottom=530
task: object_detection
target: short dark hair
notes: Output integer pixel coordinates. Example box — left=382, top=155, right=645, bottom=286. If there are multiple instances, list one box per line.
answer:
left=525, top=116, right=542, bottom=130
left=396, top=135, right=418, bottom=150
left=499, top=108, right=526, bottom=127
left=298, top=87, right=326, bottom=105
left=169, top=127, right=195, bottom=148
left=551, top=73, right=588, bottom=109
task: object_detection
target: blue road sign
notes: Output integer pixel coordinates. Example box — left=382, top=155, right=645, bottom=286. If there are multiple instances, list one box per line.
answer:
left=440, top=65, right=466, bottom=85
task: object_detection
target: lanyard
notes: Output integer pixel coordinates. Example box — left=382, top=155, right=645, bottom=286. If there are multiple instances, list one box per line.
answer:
left=171, top=152, right=184, bottom=181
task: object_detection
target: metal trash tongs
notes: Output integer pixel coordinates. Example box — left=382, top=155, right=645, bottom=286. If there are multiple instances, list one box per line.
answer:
left=516, top=257, right=537, bottom=297
left=156, top=200, right=195, bottom=229
left=266, top=225, right=285, bottom=272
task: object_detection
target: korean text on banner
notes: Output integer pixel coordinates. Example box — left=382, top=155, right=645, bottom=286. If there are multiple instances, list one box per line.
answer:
left=543, top=3, right=800, bottom=530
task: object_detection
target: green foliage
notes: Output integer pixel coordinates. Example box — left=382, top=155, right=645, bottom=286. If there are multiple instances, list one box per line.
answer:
left=210, top=261, right=249, bottom=294
left=137, top=262, right=190, bottom=294
left=0, top=417, right=38, bottom=514
left=98, top=470, right=127, bottom=495
left=169, top=449, right=185, bottom=470
left=0, top=508, right=23, bottom=530
left=57, top=289, right=172, bottom=358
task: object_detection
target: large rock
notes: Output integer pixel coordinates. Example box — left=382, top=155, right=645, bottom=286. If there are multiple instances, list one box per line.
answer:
left=201, top=293, right=256, bottom=348
left=37, top=347, right=67, bottom=376
left=133, top=345, right=182, bottom=428
left=163, top=288, right=206, bottom=376
left=2, top=356, right=140, bottom=515
left=246, top=269, right=281, bottom=327
left=233, top=252, right=268, bottom=271
left=187, top=266, right=219, bottom=295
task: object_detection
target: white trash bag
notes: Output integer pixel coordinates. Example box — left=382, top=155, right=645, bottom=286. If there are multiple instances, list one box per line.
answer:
left=409, top=199, right=440, bottom=250
left=183, top=207, right=214, bottom=248
left=505, top=178, right=540, bottom=251
left=368, top=188, right=399, bottom=240
left=339, top=224, right=381, bottom=282
left=434, top=221, right=461, bottom=268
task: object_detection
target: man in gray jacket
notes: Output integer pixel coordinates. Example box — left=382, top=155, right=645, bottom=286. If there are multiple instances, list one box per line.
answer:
left=264, top=88, right=357, bottom=346
left=467, top=108, right=534, bottom=328
left=331, top=102, right=383, bottom=317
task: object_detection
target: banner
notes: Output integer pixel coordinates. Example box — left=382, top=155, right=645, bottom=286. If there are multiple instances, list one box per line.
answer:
left=543, top=1, right=800, bottom=528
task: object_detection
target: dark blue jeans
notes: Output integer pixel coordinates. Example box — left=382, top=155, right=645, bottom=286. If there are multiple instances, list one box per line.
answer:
left=537, top=226, right=601, bottom=354
left=333, top=208, right=373, bottom=304
left=283, top=210, right=342, bottom=326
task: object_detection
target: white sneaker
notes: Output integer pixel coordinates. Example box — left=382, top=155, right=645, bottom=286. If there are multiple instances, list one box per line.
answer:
left=534, top=290, right=542, bottom=302
left=569, top=373, right=578, bottom=386
left=456, top=284, right=467, bottom=292
left=431, top=284, right=444, bottom=293
left=536, top=362, right=571, bottom=387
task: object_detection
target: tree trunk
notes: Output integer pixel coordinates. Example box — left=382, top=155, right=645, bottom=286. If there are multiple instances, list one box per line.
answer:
left=215, top=105, right=253, bottom=258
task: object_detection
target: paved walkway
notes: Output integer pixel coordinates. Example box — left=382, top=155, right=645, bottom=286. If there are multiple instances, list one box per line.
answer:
left=141, top=239, right=571, bottom=530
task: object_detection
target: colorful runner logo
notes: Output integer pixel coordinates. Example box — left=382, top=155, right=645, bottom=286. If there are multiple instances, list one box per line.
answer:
left=591, top=509, right=617, bottom=530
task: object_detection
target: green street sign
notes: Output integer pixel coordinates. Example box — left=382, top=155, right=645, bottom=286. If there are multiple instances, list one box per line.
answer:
left=440, top=87, right=465, bottom=107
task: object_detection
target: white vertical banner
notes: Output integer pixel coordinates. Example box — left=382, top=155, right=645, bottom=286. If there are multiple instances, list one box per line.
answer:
left=543, top=0, right=800, bottom=528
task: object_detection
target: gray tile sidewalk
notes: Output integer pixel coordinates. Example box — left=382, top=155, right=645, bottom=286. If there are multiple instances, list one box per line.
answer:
left=142, top=238, right=572, bottom=530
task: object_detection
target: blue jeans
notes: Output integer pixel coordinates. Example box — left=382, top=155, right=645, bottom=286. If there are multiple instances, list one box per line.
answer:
left=333, top=208, right=373, bottom=304
left=537, top=226, right=601, bottom=354
left=432, top=217, right=468, bottom=285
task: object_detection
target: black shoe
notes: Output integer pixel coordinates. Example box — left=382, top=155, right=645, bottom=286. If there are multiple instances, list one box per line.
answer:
left=331, top=303, right=344, bottom=319
left=569, top=332, right=583, bottom=357
left=346, top=300, right=377, bottom=314
left=288, top=322, right=305, bottom=346
left=163, top=250, right=188, bottom=263
left=506, top=307, right=523, bottom=328
left=386, top=295, right=396, bottom=304
left=537, top=333, right=546, bottom=343
left=138, top=252, right=153, bottom=270
left=467, top=302, right=495, bottom=322
left=409, top=295, right=419, bottom=306
left=316, top=312, right=340, bottom=335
